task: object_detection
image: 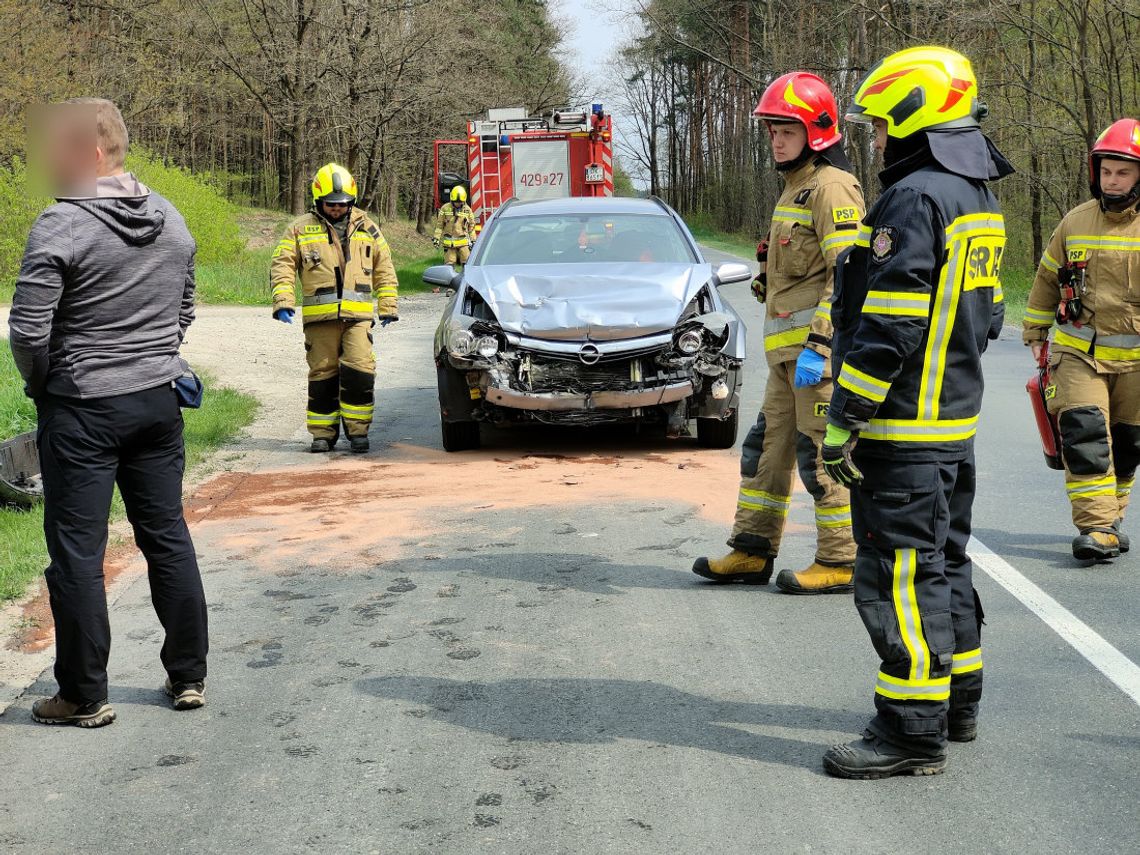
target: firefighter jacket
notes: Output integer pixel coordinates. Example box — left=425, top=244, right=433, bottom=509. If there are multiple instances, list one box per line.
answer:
left=433, top=203, right=476, bottom=248
left=271, top=208, right=398, bottom=325
left=762, top=157, right=865, bottom=366
left=1023, top=199, right=1140, bottom=374
left=829, top=158, right=1006, bottom=461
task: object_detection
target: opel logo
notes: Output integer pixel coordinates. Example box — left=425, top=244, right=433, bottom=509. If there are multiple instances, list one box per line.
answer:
left=578, top=343, right=601, bottom=365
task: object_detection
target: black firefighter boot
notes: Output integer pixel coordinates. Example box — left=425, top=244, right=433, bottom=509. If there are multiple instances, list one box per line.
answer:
left=1072, top=529, right=1120, bottom=561
left=823, top=734, right=947, bottom=780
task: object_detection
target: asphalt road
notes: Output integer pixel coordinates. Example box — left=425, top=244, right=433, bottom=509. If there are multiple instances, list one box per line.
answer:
left=0, top=250, right=1137, bottom=854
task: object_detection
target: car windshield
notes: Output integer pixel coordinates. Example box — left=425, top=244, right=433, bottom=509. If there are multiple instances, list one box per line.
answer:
left=477, top=213, right=697, bottom=265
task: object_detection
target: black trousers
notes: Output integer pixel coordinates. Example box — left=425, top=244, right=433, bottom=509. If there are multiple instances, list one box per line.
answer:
left=37, top=384, right=208, bottom=704
left=849, top=449, right=983, bottom=755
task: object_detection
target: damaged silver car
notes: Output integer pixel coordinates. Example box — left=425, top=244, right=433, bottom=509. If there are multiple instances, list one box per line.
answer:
left=426, top=197, right=750, bottom=451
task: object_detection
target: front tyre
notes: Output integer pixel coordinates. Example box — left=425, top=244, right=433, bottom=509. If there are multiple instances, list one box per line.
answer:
left=441, top=414, right=481, bottom=452
left=697, top=411, right=738, bottom=449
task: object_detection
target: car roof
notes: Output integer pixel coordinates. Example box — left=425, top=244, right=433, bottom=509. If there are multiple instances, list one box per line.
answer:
left=496, top=197, right=672, bottom=218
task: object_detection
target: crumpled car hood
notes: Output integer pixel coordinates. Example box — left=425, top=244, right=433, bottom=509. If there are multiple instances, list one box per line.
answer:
left=465, top=263, right=714, bottom=341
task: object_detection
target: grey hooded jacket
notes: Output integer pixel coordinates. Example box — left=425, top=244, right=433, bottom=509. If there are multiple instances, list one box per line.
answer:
left=8, top=173, right=196, bottom=399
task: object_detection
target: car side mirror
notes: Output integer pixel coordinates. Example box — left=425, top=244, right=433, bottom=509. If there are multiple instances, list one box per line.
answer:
left=712, top=261, right=753, bottom=287
left=423, top=265, right=459, bottom=287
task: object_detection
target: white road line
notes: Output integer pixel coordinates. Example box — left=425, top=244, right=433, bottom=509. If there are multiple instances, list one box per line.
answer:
left=969, top=536, right=1140, bottom=707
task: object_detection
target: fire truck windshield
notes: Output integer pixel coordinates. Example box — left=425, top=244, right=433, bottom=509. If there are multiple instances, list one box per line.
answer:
left=477, top=214, right=697, bottom=266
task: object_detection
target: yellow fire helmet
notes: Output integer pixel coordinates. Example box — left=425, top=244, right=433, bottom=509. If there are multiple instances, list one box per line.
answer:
left=450, top=185, right=468, bottom=204
left=311, top=163, right=357, bottom=206
left=847, top=46, right=984, bottom=139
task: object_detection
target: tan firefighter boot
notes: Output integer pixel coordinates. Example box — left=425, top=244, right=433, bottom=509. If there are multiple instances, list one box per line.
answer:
left=775, top=561, right=854, bottom=595
left=692, top=550, right=774, bottom=585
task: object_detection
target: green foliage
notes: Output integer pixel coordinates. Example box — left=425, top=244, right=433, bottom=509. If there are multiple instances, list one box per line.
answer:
left=612, top=163, right=638, bottom=198
left=127, top=152, right=244, bottom=265
left=0, top=338, right=37, bottom=441
left=0, top=151, right=245, bottom=303
left=0, top=350, right=259, bottom=601
left=0, top=160, right=47, bottom=302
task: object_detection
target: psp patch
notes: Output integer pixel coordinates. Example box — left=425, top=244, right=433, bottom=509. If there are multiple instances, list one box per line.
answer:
left=832, top=206, right=860, bottom=225
left=870, top=226, right=899, bottom=265
left=814, top=402, right=830, bottom=417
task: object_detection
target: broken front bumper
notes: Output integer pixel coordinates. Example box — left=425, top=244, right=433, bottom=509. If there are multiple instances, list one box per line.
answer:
left=483, top=380, right=694, bottom=412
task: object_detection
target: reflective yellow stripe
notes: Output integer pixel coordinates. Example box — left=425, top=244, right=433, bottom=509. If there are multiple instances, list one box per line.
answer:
left=302, top=304, right=340, bottom=318
left=861, top=416, right=979, bottom=443
left=944, top=212, right=1005, bottom=239
left=297, top=234, right=327, bottom=246
left=1117, top=477, right=1135, bottom=497
left=892, top=548, right=931, bottom=681
left=764, top=327, right=810, bottom=351
left=919, top=228, right=965, bottom=419
left=1040, top=251, right=1060, bottom=273
left=340, top=300, right=374, bottom=313
left=375, top=288, right=398, bottom=297
left=1024, top=306, right=1055, bottom=325
left=816, top=504, right=852, bottom=528
left=1065, top=235, right=1140, bottom=253
left=875, top=671, right=951, bottom=701
left=350, top=233, right=373, bottom=242
left=853, top=224, right=873, bottom=247
left=306, top=410, right=340, bottom=426
left=951, top=648, right=983, bottom=675
left=821, top=231, right=858, bottom=252
left=443, top=237, right=471, bottom=248
left=738, top=489, right=791, bottom=516
left=1066, top=475, right=1117, bottom=499
left=1054, top=329, right=1093, bottom=353
left=862, top=289, right=931, bottom=318
left=837, top=363, right=891, bottom=403
left=340, top=402, right=374, bottom=419
left=272, top=285, right=295, bottom=296
left=814, top=301, right=832, bottom=323
left=773, top=206, right=813, bottom=225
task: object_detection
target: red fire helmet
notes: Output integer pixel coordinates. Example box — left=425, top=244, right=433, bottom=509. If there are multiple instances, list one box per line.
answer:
left=753, top=72, right=842, bottom=152
left=1089, top=118, right=1140, bottom=197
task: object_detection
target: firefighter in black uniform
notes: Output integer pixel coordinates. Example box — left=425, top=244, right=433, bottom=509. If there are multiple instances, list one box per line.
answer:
left=818, top=46, right=1014, bottom=779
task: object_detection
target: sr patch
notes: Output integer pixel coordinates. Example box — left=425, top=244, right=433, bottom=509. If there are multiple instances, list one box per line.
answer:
left=870, top=226, right=899, bottom=264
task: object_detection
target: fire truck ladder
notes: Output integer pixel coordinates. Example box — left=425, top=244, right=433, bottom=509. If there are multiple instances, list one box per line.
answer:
left=476, top=132, right=504, bottom=222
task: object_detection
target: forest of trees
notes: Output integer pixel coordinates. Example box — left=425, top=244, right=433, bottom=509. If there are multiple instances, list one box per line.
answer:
left=616, top=0, right=1140, bottom=270
left=0, top=0, right=575, bottom=228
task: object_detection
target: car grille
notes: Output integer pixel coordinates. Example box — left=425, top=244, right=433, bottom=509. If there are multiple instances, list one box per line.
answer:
left=521, top=354, right=641, bottom=393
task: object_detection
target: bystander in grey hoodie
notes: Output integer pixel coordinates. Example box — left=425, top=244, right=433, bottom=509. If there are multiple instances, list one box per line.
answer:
left=8, top=173, right=196, bottom=399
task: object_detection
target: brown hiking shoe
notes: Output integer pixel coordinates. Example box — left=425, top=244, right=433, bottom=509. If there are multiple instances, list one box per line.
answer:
left=776, top=562, right=854, bottom=595
left=31, top=694, right=116, bottom=728
left=164, top=679, right=206, bottom=711
left=692, top=550, right=774, bottom=584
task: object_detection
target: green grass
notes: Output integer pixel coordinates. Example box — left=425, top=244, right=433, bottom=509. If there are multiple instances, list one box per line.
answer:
left=686, top=217, right=757, bottom=260
left=0, top=346, right=259, bottom=601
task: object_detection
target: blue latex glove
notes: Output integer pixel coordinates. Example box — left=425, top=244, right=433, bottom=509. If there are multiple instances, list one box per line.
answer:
left=273, top=308, right=294, bottom=324
left=379, top=317, right=397, bottom=327
left=794, top=348, right=826, bottom=388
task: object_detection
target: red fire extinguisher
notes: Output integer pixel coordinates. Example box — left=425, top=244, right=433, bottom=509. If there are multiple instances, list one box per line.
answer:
left=1026, top=340, right=1064, bottom=470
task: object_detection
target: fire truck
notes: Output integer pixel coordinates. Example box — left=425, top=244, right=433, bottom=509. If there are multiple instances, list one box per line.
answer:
left=433, top=105, right=614, bottom=230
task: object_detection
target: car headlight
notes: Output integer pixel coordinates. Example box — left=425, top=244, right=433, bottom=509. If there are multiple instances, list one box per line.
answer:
left=676, top=328, right=703, bottom=355
left=448, top=329, right=475, bottom=357
left=475, top=335, right=499, bottom=358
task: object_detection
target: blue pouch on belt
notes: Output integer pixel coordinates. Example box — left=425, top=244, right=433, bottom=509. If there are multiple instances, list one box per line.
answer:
left=174, top=369, right=204, bottom=409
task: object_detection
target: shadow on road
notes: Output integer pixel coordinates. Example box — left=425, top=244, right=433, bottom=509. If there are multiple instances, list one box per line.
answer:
left=358, top=675, right=862, bottom=775
left=971, top=527, right=1078, bottom=568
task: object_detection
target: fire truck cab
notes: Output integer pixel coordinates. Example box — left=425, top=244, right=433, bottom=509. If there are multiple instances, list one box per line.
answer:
left=433, top=105, right=614, bottom=231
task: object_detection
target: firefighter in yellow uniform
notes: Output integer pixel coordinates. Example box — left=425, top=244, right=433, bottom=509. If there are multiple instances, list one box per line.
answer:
left=271, top=163, right=399, bottom=454
left=1023, top=118, right=1140, bottom=561
left=692, top=72, right=865, bottom=593
left=433, top=186, right=476, bottom=267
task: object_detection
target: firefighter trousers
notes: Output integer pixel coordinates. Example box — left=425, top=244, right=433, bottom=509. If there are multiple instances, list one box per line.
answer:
left=1046, top=353, right=1140, bottom=532
left=849, top=450, right=983, bottom=755
left=304, top=319, right=376, bottom=440
left=729, top=360, right=855, bottom=564
left=444, top=245, right=471, bottom=266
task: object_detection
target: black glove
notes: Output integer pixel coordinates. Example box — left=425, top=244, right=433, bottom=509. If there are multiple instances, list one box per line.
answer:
left=822, top=424, right=863, bottom=487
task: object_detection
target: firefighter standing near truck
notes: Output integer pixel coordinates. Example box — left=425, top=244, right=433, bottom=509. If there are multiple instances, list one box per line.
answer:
left=271, top=163, right=399, bottom=454
left=818, top=46, right=1013, bottom=779
left=1023, top=118, right=1140, bottom=562
left=692, top=72, right=865, bottom=594
left=433, top=186, right=476, bottom=268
